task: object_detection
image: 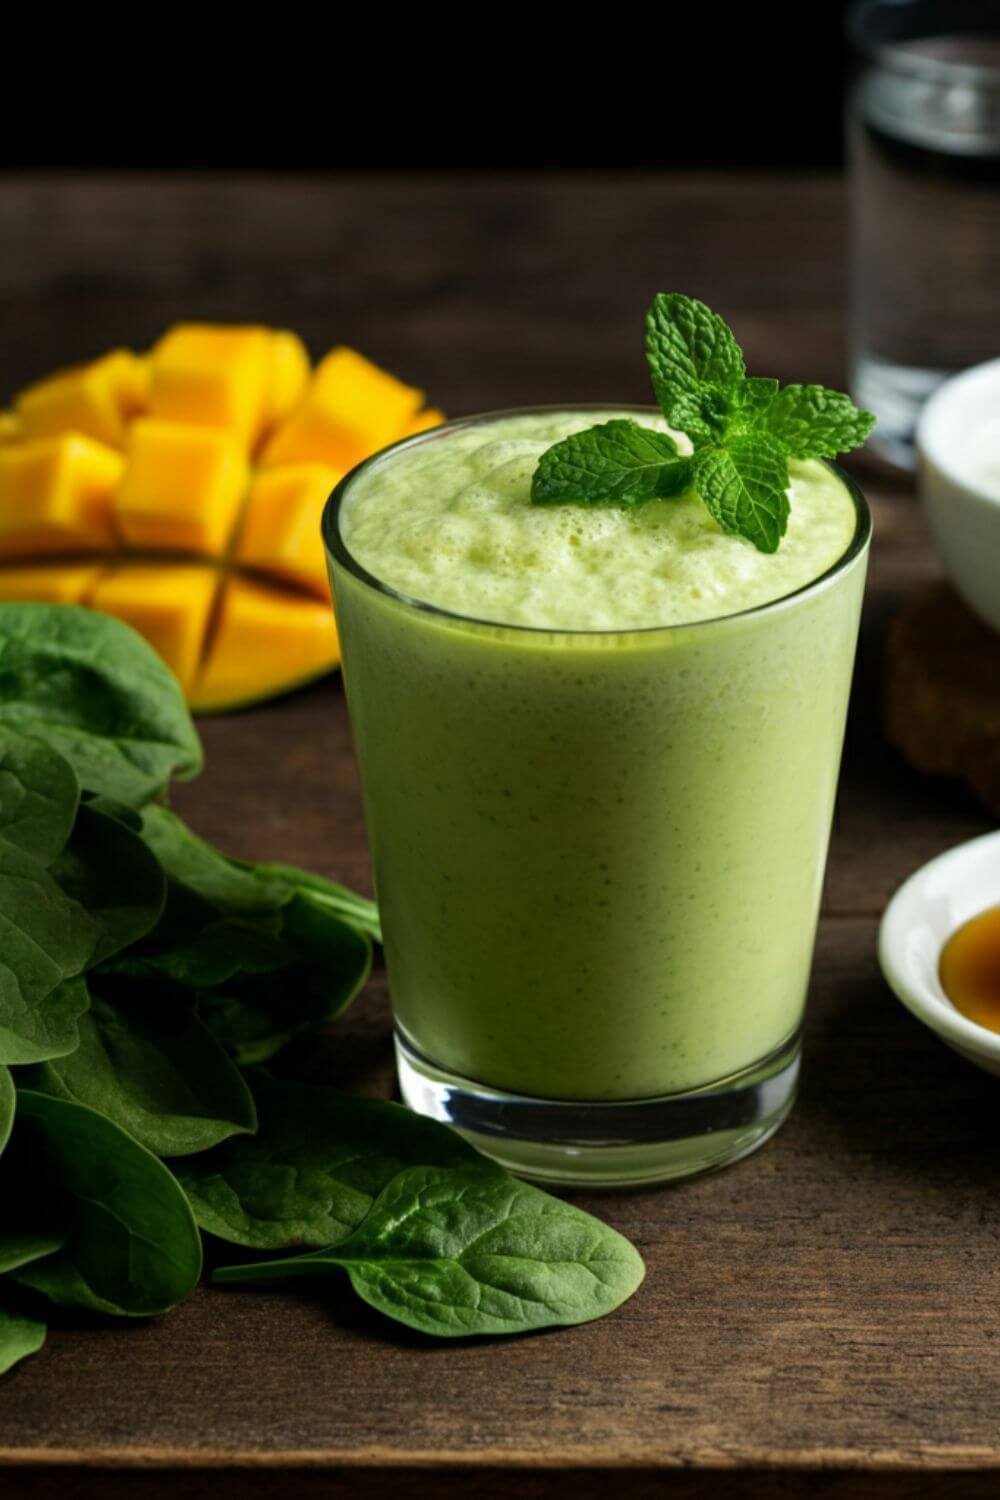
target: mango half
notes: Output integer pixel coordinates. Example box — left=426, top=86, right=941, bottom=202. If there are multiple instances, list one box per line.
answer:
left=0, top=327, right=443, bottom=712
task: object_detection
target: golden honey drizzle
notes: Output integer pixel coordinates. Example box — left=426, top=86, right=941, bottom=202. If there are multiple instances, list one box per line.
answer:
left=939, top=904, right=1000, bottom=1034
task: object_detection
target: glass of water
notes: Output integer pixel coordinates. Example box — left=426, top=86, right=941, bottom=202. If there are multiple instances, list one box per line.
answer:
left=848, top=0, right=1000, bottom=469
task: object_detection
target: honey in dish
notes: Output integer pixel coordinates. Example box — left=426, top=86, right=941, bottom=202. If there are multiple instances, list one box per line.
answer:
left=939, top=905, right=1000, bottom=1033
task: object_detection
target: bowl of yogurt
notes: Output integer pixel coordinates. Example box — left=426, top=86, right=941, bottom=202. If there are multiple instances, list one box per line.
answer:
left=917, top=358, right=1000, bottom=634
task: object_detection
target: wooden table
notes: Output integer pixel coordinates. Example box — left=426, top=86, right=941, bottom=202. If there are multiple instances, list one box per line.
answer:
left=0, top=173, right=996, bottom=1499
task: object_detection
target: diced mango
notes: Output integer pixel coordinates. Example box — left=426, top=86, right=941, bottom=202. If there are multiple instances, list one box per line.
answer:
left=116, top=419, right=249, bottom=555
left=400, top=407, right=446, bottom=438
left=0, top=434, right=124, bottom=559
left=0, top=411, right=23, bottom=444
left=192, top=576, right=337, bottom=713
left=259, top=331, right=311, bottom=440
left=149, top=324, right=272, bottom=446
left=0, top=562, right=103, bottom=604
left=260, top=347, right=422, bottom=471
left=16, top=350, right=148, bottom=450
left=236, top=463, right=338, bottom=598
left=89, top=563, right=220, bottom=693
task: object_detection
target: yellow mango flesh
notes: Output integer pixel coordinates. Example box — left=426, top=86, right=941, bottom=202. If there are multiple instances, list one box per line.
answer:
left=0, top=435, right=124, bottom=558
left=116, top=419, right=249, bottom=554
left=400, top=407, right=446, bottom=438
left=259, top=331, right=311, bottom=439
left=0, top=562, right=103, bottom=603
left=192, top=576, right=337, bottom=712
left=236, top=463, right=338, bottom=598
left=90, top=564, right=219, bottom=694
left=0, top=326, right=440, bottom=711
left=16, top=350, right=149, bottom=450
left=260, top=347, right=422, bottom=471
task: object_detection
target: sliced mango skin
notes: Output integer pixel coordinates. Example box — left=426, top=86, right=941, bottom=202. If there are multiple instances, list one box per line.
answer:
left=191, top=576, right=338, bottom=713
left=89, top=563, right=220, bottom=694
left=0, top=326, right=440, bottom=711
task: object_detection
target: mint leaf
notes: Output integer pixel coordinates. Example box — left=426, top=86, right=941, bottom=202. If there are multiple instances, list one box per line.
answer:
left=644, top=294, right=745, bottom=445
left=530, top=420, right=692, bottom=508
left=735, top=376, right=779, bottom=415
left=694, top=434, right=790, bottom=554
left=760, top=384, right=876, bottom=459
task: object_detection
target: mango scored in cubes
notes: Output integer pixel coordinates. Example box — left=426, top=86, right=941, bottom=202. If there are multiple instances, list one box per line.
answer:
left=236, top=464, right=339, bottom=598
left=116, top=419, right=249, bottom=554
left=0, top=434, right=125, bottom=559
left=0, top=325, right=441, bottom=711
left=16, top=349, right=149, bottom=450
left=91, top=564, right=220, bottom=694
left=260, top=347, right=423, bottom=471
left=192, top=576, right=336, bottom=713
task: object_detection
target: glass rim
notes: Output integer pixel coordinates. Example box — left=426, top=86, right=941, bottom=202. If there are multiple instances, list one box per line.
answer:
left=847, top=0, right=1000, bottom=87
left=321, top=404, right=872, bottom=641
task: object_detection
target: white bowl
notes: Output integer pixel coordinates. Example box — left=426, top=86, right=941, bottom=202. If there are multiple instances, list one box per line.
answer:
left=917, top=358, right=1000, bottom=635
left=879, top=831, right=1000, bottom=1077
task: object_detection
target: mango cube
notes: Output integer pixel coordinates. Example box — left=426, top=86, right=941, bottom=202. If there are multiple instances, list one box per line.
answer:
left=0, top=411, right=23, bottom=445
left=149, top=324, right=272, bottom=447
left=192, top=576, right=337, bottom=712
left=16, top=350, right=148, bottom=450
left=236, top=463, right=338, bottom=598
left=400, top=407, right=446, bottom=438
left=0, top=562, right=103, bottom=604
left=260, top=347, right=422, bottom=471
left=116, top=419, right=248, bottom=555
left=89, top=564, right=219, bottom=693
left=259, top=331, right=311, bottom=440
left=0, top=434, right=124, bottom=559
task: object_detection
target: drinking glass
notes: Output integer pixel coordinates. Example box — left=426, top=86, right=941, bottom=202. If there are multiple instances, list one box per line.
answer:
left=848, top=0, right=1000, bottom=469
left=324, top=410, right=870, bottom=1188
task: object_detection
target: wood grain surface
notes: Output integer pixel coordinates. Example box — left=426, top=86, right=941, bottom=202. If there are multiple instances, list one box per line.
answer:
left=0, top=172, right=996, bottom=1499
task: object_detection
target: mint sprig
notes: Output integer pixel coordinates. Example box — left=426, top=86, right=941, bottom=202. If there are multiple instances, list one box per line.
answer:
left=530, top=294, right=875, bottom=553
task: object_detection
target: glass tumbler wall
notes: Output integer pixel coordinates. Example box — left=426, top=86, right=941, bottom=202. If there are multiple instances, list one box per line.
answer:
left=848, top=0, right=1000, bottom=469
left=325, top=414, right=870, bottom=1187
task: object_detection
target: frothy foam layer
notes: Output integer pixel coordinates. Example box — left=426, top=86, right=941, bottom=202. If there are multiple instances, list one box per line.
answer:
left=339, top=411, right=859, bottom=630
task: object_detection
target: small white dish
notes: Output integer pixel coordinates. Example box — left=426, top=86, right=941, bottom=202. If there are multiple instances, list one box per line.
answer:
left=879, top=830, right=1000, bottom=1077
left=917, top=357, right=1000, bottom=635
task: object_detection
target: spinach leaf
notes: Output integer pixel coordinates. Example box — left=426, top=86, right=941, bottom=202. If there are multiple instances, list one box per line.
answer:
left=0, top=1233, right=66, bottom=1275
left=8, top=1091, right=202, bottom=1317
left=0, top=1298, right=45, bottom=1376
left=0, top=603, right=202, bottom=806
left=176, top=1075, right=484, bottom=1250
left=21, top=984, right=257, bottom=1158
left=139, top=806, right=380, bottom=941
left=0, top=731, right=100, bottom=1064
left=0, top=1066, right=13, bottom=1156
left=111, top=889, right=372, bottom=1065
left=51, top=804, right=165, bottom=966
left=215, top=1163, right=645, bottom=1337
left=0, top=724, right=79, bottom=861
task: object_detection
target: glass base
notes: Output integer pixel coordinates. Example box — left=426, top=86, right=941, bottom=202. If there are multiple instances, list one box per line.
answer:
left=395, top=1027, right=801, bottom=1188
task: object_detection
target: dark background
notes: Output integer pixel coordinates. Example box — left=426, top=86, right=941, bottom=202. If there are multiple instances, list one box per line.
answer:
left=5, top=2, right=854, bottom=171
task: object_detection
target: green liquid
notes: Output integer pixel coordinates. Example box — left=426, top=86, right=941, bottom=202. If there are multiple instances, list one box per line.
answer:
left=331, top=412, right=867, bottom=1101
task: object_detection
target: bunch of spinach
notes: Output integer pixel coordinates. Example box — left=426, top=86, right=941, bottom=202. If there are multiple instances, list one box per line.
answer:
left=0, top=603, right=642, bottom=1376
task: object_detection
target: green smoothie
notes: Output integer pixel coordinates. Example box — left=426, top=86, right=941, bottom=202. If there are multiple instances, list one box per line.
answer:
left=328, top=410, right=867, bottom=1104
